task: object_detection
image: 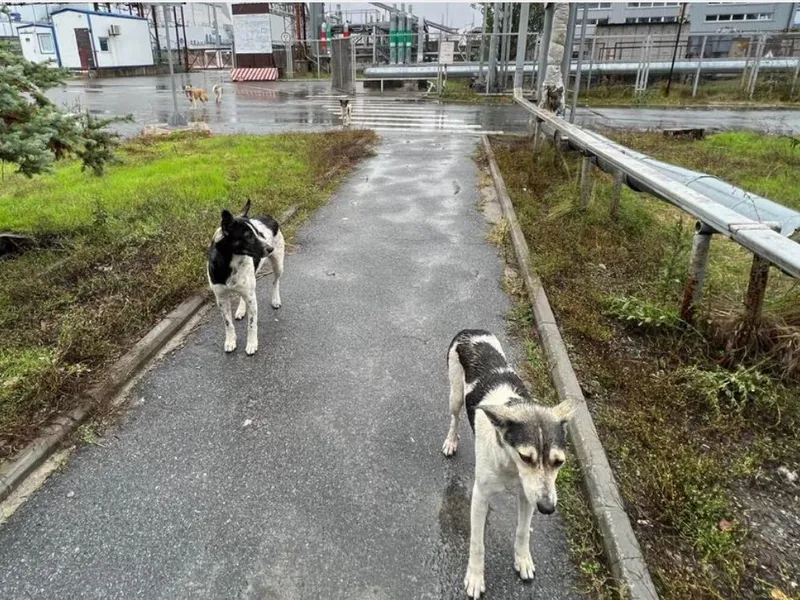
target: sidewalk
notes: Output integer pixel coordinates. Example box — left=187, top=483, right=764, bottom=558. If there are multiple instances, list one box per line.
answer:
left=0, top=134, right=580, bottom=599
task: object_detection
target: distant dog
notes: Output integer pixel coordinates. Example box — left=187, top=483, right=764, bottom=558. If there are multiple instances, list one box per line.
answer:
left=212, top=84, right=223, bottom=105
left=339, top=98, right=352, bottom=126
left=207, top=200, right=285, bottom=355
left=183, top=85, right=209, bottom=108
left=443, top=329, right=573, bottom=599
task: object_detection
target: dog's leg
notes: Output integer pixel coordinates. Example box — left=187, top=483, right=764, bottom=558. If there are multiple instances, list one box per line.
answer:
left=465, top=483, right=489, bottom=599
left=268, top=234, right=284, bottom=309
left=218, top=296, right=236, bottom=353
left=243, top=290, right=258, bottom=355
left=442, top=346, right=464, bottom=456
left=234, top=296, right=247, bottom=320
left=514, top=487, right=536, bottom=580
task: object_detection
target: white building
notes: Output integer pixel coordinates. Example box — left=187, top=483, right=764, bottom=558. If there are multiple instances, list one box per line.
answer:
left=50, top=7, right=153, bottom=70
left=17, top=24, right=60, bottom=65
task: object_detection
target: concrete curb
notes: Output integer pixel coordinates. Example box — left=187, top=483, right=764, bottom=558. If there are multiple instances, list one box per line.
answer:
left=481, top=136, right=659, bottom=600
left=0, top=204, right=300, bottom=503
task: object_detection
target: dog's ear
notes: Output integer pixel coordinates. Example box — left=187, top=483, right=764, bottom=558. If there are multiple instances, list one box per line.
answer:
left=551, top=400, right=575, bottom=425
left=221, top=209, right=234, bottom=231
left=240, top=199, right=251, bottom=217
left=477, top=404, right=518, bottom=430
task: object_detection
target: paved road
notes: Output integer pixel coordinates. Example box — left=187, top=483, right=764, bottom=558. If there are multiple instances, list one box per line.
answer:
left=46, top=75, right=800, bottom=136
left=0, top=134, right=581, bottom=598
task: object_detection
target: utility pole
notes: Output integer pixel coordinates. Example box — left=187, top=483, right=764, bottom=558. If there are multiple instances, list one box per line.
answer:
left=173, top=6, right=181, bottom=66
left=477, top=4, right=488, bottom=84
left=162, top=5, right=187, bottom=127
left=180, top=5, right=189, bottom=68
left=665, top=2, right=687, bottom=97
left=487, top=2, right=501, bottom=92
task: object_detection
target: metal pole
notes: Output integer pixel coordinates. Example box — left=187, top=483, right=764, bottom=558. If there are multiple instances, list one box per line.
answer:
left=180, top=5, right=189, bottom=68
left=692, top=35, right=707, bottom=98
left=610, top=170, right=623, bottom=221
left=162, top=5, right=187, bottom=127
left=579, top=154, right=593, bottom=208
left=514, top=1, right=530, bottom=91
left=487, top=2, right=501, bottom=93
left=680, top=221, right=713, bottom=323
left=212, top=3, right=221, bottom=68
left=792, top=54, right=800, bottom=98
left=742, top=254, right=771, bottom=340
left=749, top=34, right=765, bottom=99
left=417, top=17, right=424, bottom=63
left=152, top=4, right=161, bottom=63
left=502, top=4, right=513, bottom=90
left=536, top=3, right=554, bottom=100
left=664, top=1, right=687, bottom=97
left=286, top=28, right=294, bottom=79
left=586, top=36, right=596, bottom=91
left=569, top=3, right=588, bottom=123
left=561, top=3, right=577, bottom=96
left=477, top=4, right=488, bottom=84
left=741, top=35, right=754, bottom=91
left=173, top=6, right=181, bottom=66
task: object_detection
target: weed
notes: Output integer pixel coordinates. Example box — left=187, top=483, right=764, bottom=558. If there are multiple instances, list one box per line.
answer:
left=675, top=364, right=779, bottom=420
left=603, top=295, right=682, bottom=331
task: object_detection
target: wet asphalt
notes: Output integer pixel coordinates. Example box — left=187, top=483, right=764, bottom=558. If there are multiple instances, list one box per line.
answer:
left=44, top=75, right=800, bottom=137
left=0, top=131, right=582, bottom=598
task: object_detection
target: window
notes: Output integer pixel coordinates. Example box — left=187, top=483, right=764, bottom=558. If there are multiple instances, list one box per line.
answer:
left=597, top=17, right=609, bottom=25
left=732, top=14, right=744, bottom=21
left=37, top=32, right=54, bottom=53
left=626, top=17, right=636, bottom=24
left=99, top=37, right=109, bottom=51
left=707, top=13, right=774, bottom=22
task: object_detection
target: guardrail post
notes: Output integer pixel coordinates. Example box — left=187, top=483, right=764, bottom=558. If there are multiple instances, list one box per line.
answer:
left=740, top=253, right=771, bottom=343
left=580, top=154, right=593, bottom=208
left=680, top=221, right=713, bottom=323
left=610, top=170, right=623, bottom=221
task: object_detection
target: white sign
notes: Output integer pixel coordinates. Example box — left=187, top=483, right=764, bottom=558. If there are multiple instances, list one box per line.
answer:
left=439, top=41, right=455, bottom=65
left=232, top=13, right=272, bottom=54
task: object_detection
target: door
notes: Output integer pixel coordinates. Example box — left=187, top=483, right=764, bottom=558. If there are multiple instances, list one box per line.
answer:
left=74, top=28, right=95, bottom=69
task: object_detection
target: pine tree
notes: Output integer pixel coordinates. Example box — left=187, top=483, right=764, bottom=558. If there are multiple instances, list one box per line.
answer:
left=0, top=34, right=129, bottom=178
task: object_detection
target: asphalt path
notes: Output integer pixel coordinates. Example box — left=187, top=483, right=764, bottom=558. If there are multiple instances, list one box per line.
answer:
left=0, top=133, right=582, bottom=599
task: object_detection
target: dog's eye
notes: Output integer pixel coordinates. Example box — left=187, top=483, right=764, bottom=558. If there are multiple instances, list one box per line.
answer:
left=518, top=452, right=534, bottom=464
left=551, top=458, right=565, bottom=468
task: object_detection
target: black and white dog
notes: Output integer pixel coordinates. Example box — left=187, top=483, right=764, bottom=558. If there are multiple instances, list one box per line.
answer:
left=207, top=200, right=285, bottom=355
left=443, top=329, right=573, bottom=599
left=339, top=98, right=352, bottom=127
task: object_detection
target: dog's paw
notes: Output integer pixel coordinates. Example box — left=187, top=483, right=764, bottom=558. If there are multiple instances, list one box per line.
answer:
left=442, top=433, right=459, bottom=457
left=224, top=338, right=237, bottom=353
left=245, top=340, right=258, bottom=356
left=464, top=568, right=485, bottom=599
left=514, top=551, right=536, bottom=581
left=234, top=305, right=247, bottom=320
left=271, top=298, right=281, bottom=309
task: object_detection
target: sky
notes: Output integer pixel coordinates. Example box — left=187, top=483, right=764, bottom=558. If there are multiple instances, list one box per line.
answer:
left=326, top=2, right=484, bottom=30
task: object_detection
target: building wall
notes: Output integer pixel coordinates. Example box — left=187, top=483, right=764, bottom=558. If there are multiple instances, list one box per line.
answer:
left=585, top=2, right=797, bottom=34
left=17, top=25, right=59, bottom=65
left=594, top=22, right=691, bottom=61
left=52, top=10, right=153, bottom=69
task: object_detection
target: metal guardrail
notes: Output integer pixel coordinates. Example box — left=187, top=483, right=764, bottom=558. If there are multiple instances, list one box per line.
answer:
left=512, top=91, right=800, bottom=281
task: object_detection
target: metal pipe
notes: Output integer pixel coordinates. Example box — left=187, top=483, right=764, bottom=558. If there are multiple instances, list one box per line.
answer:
left=513, top=92, right=800, bottom=280
left=692, top=35, right=707, bottom=98
left=570, top=3, right=588, bottom=123
left=362, top=57, right=800, bottom=79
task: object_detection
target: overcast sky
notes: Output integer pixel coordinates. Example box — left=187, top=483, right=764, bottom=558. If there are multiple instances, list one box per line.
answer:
left=326, top=2, right=484, bottom=30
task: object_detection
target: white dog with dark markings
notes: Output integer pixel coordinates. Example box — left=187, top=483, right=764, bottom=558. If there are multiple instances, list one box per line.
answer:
left=443, top=329, right=573, bottom=599
left=207, top=200, right=284, bottom=355
left=339, top=98, right=352, bottom=127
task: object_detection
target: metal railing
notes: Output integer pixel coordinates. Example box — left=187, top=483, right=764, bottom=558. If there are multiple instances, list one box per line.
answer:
left=514, top=91, right=800, bottom=281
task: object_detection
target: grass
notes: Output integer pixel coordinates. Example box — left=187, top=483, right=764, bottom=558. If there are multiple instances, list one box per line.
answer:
left=438, top=78, right=514, bottom=104
left=488, top=132, right=800, bottom=600
left=580, top=75, right=800, bottom=107
left=0, top=130, right=376, bottom=458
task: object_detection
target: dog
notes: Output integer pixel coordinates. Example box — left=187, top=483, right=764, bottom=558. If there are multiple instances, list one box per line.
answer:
left=183, top=85, right=209, bottom=108
left=212, top=84, right=223, bottom=105
left=207, top=199, right=285, bottom=355
left=442, top=329, right=573, bottom=599
left=339, top=98, right=352, bottom=127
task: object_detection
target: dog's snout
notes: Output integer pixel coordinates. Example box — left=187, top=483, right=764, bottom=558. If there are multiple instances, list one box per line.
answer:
left=536, top=499, right=556, bottom=515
